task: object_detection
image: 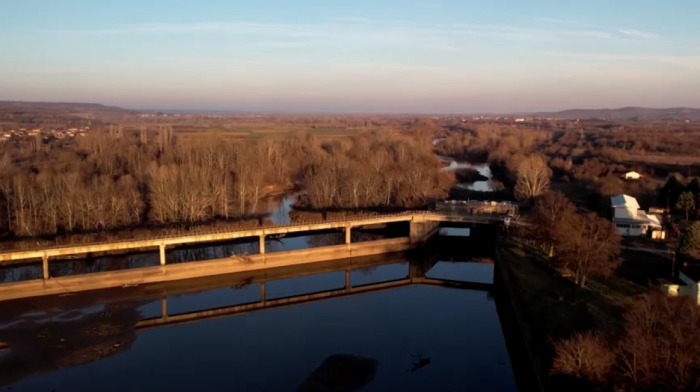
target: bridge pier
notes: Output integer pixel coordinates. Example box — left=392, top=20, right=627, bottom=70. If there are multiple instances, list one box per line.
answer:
left=42, top=252, right=49, bottom=280
left=159, top=243, right=166, bottom=266
left=260, top=282, right=266, bottom=304
left=409, top=221, right=440, bottom=243
left=259, top=234, right=266, bottom=255
left=161, top=296, right=168, bottom=320
left=345, top=225, right=352, bottom=244
left=345, top=269, right=351, bottom=289
left=409, top=258, right=439, bottom=281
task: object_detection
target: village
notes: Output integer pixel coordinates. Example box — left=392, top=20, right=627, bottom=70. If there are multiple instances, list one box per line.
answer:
left=0, top=126, right=88, bottom=142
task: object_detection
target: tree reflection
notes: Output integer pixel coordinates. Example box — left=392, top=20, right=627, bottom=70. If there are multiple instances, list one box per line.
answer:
left=0, top=303, right=142, bottom=387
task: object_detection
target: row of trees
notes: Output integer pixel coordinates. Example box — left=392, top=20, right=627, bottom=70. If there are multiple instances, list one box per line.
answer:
left=0, top=129, right=449, bottom=237
left=299, top=135, right=452, bottom=209
left=530, top=191, right=621, bottom=288
left=552, top=293, right=700, bottom=391
left=526, top=191, right=700, bottom=390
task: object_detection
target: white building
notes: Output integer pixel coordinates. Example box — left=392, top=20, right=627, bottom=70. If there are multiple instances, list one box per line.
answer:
left=623, top=171, right=642, bottom=180
left=677, top=266, right=700, bottom=305
left=611, top=194, right=664, bottom=237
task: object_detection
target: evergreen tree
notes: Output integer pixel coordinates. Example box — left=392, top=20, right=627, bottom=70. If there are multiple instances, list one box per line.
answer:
left=678, top=221, right=700, bottom=260
left=658, top=174, right=686, bottom=209
left=676, top=191, right=696, bottom=220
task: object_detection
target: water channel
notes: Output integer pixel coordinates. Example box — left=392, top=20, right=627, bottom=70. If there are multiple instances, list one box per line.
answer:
left=439, top=158, right=495, bottom=192
left=0, top=195, right=519, bottom=391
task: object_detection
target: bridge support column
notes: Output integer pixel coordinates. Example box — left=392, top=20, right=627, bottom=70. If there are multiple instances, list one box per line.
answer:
left=409, top=258, right=438, bottom=281
left=259, top=234, right=266, bottom=255
left=42, top=252, right=49, bottom=280
left=409, top=221, right=440, bottom=243
left=159, top=243, right=166, bottom=266
left=345, top=269, right=351, bottom=289
left=345, top=225, right=352, bottom=244
left=260, top=282, right=266, bottom=303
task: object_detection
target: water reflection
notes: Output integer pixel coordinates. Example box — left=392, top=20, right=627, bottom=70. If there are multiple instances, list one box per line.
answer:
left=297, top=354, right=379, bottom=392
left=0, top=303, right=142, bottom=387
left=0, top=247, right=516, bottom=392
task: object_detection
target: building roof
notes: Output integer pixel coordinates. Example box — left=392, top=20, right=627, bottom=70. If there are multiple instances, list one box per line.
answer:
left=610, top=194, right=662, bottom=227
left=611, top=194, right=640, bottom=209
left=613, top=211, right=662, bottom=228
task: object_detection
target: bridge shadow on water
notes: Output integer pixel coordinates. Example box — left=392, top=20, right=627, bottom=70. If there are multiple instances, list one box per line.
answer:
left=0, top=228, right=527, bottom=392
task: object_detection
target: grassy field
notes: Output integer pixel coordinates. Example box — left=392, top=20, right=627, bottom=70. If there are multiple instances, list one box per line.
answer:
left=503, top=239, right=624, bottom=341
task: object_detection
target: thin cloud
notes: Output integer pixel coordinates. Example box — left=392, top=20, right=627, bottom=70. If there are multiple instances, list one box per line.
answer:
left=250, top=41, right=312, bottom=48
left=534, top=17, right=658, bottom=39
left=326, top=16, right=371, bottom=23
left=41, top=19, right=641, bottom=46
left=40, top=22, right=319, bottom=37
left=332, top=62, right=443, bottom=72
left=618, top=29, right=658, bottom=39
left=541, top=51, right=700, bottom=68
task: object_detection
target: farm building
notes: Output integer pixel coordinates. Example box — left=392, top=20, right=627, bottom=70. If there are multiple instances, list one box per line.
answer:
left=623, top=171, right=642, bottom=180
left=610, top=194, right=665, bottom=238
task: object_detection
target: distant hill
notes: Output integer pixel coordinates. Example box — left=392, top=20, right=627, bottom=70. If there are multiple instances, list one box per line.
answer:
left=0, top=101, right=132, bottom=115
left=532, top=107, right=700, bottom=120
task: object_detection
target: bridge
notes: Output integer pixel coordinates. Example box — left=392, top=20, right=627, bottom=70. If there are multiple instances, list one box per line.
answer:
left=0, top=210, right=511, bottom=300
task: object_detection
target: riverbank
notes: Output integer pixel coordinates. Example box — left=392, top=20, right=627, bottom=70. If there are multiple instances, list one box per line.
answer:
left=495, top=229, right=677, bottom=390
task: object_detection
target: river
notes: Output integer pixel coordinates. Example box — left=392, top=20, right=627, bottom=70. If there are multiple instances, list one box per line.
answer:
left=0, top=196, right=519, bottom=391
left=439, top=158, right=495, bottom=192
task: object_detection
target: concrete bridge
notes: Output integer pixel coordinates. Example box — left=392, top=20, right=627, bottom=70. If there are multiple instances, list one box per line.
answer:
left=0, top=210, right=510, bottom=300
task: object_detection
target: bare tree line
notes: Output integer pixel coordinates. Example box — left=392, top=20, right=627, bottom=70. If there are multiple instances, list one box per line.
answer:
left=299, top=132, right=453, bottom=210
left=552, top=293, right=700, bottom=391
left=0, top=128, right=449, bottom=238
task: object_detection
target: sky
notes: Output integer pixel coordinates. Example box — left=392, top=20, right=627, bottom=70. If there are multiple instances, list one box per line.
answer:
left=1, top=0, right=699, bottom=113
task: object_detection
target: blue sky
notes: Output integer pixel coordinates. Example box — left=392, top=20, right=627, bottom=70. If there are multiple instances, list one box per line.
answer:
left=1, top=0, right=698, bottom=113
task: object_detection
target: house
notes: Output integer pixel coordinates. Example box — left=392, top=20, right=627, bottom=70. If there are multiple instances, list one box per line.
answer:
left=610, top=194, right=665, bottom=238
left=623, top=171, right=642, bottom=180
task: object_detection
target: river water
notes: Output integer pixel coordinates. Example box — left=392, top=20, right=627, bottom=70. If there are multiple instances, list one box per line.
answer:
left=439, top=158, right=495, bottom=192
left=0, top=196, right=518, bottom=392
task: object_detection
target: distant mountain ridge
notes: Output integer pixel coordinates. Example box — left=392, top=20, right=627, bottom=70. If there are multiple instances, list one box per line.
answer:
left=1, top=100, right=699, bottom=119
left=532, top=107, right=700, bottom=120
left=0, top=100, right=132, bottom=114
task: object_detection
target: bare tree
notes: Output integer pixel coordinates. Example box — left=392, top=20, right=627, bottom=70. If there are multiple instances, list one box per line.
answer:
left=618, top=294, right=700, bottom=391
left=514, top=155, right=551, bottom=200
left=552, top=331, right=615, bottom=384
left=532, top=191, right=576, bottom=255
left=554, top=212, right=621, bottom=287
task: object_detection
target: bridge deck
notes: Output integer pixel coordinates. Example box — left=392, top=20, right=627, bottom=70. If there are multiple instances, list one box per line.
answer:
left=0, top=211, right=508, bottom=263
